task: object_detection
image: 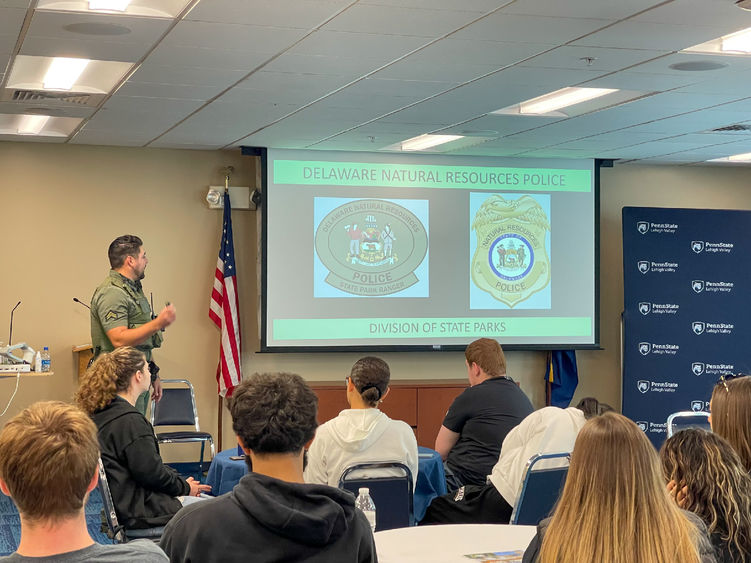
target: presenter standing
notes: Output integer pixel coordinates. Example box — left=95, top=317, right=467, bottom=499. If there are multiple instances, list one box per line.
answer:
left=90, top=235, right=176, bottom=415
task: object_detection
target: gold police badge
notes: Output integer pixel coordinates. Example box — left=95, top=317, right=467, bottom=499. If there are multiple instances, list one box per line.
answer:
left=315, top=199, right=428, bottom=296
left=471, top=194, right=551, bottom=307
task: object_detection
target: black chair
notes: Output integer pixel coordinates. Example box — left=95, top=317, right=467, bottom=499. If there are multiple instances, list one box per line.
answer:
left=339, top=462, right=414, bottom=531
left=96, top=458, right=164, bottom=543
left=150, top=379, right=215, bottom=472
left=666, top=410, right=711, bottom=437
left=510, top=452, right=570, bottom=526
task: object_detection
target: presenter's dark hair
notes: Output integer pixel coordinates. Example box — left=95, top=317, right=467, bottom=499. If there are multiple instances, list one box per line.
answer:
left=108, top=234, right=143, bottom=269
left=575, top=397, right=614, bottom=420
left=350, top=356, right=390, bottom=408
left=230, top=372, right=318, bottom=455
left=75, top=347, right=146, bottom=415
left=465, top=338, right=506, bottom=377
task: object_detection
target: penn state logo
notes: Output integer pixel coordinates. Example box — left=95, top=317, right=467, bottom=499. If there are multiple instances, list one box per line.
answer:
left=692, top=321, right=705, bottom=335
left=691, top=241, right=704, bottom=254
left=637, top=222, right=649, bottom=234
left=636, top=421, right=649, bottom=432
left=638, top=302, right=651, bottom=315
left=637, top=261, right=650, bottom=274
left=691, top=400, right=704, bottom=412
left=691, top=280, right=704, bottom=293
left=692, top=362, right=705, bottom=376
left=638, top=342, right=651, bottom=355
left=637, top=380, right=650, bottom=393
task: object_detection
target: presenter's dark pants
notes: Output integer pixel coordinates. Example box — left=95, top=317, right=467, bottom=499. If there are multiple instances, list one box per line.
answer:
left=419, top=483, right=513, bottom=525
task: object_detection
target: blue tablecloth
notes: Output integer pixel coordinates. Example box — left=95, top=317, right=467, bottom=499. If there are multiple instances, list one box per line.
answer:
left=206, top=446, right=446, bottom=523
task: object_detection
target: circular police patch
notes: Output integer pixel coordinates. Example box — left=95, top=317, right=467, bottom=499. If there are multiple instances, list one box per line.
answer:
left=315, top=199, right=428, bottom=296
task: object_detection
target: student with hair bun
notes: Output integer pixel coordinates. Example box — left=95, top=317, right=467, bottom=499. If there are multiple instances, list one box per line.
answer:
left=75, top=347, right=210, bottom=529
left=304, top=356, right=418, bottom=488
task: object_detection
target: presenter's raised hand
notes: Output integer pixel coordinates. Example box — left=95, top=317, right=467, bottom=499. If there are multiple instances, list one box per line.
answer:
left=157, top=304, right=177, bottom=329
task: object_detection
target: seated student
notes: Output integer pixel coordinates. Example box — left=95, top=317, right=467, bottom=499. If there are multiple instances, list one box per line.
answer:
left=710, top=374, right=751, bottom=471
left=522, top=413, right=716, bottom=563
left=661, top=429, right=751, bottom=563
left=75, top=347, right=210, bottom=529
left=420, top=397, right=610, bottom=525
left=304, top=356, right=418, bottom=488
left=435, top=338, right=534, bottom=489
left=0, top=401, right=166, bottom=562
left=160, top=372, right=376, bottom=563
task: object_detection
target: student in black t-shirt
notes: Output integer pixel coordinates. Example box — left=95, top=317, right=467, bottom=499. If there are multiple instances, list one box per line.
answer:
left=435, top=338, right=533, bottom=490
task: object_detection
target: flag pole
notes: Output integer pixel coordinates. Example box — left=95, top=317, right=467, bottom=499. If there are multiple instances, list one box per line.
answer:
left=216, top=169, right=230, bottom=453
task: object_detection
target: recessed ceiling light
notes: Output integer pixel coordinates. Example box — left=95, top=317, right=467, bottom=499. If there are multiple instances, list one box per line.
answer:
left=400, top=134, right=464, bottom=151
left=88, top=0, right=130, bottom=11
left=17, top=115, right=50, bottom=135
left=43, top=57, right=90, bottom=90
left=518, top=87, right=618, bottom=115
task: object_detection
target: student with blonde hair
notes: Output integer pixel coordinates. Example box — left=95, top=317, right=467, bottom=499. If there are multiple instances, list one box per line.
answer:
left=0, top=401, right=166, bottom=561
left=661, top=429, right=751, bottom=563
left=710, top=375, right=751, bottom=472
left=522, top=412, right=716, bottom=563
left=75, top=347, right=210, bottom=530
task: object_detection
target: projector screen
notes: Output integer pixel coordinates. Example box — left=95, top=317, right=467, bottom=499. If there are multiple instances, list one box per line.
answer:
left=261, top=148, right=599, bottom=351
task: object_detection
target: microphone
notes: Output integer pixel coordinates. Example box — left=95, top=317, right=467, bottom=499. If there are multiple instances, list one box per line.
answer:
left=9, top=301, right=20, bottom=345
left=73, top=297, right=91, bottom=310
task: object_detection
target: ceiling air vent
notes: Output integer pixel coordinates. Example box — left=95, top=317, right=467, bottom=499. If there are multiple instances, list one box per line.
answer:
left=710, top=124, right=751, bottom=133
left=1, top=89, right=104, bottom=107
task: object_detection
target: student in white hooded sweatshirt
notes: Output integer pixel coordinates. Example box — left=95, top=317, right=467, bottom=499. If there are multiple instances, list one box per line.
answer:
left=304, top=357, right=419, bottom=488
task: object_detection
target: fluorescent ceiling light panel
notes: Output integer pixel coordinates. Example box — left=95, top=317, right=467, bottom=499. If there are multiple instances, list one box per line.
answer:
left=36, top=0, right=192, bottom=17
left=43, top=58, right=90, bottom=90
left=401, top=134, right=464, bottom=151
left=16, top=115, right=50, bottom=135
left=684, top=27, right=751, bottom=55
left=88, top=0, right=130, bottom=10
left=518, top=87, right=618, bottom=115
left=709, top=151, right=751, bottom=162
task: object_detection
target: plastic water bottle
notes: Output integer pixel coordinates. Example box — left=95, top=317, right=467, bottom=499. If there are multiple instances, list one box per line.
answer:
left=41, top=347, right=51, bottom=372
left=34, top=351, right=42, bottom=372
left=355, top=487, right=376, bottom=533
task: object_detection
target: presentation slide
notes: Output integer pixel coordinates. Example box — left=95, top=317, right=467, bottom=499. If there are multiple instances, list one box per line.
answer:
left=263, top=148, right=598, bottom=350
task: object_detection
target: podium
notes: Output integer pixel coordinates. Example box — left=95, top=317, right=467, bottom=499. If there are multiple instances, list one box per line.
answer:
left=73, top=344, right=93, bottom=379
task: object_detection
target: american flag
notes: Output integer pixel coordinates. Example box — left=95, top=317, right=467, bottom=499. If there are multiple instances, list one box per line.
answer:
left=209, top=192, right=242, bottom=397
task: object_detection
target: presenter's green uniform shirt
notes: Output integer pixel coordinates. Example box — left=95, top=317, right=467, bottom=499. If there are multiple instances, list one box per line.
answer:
left=90, top=271, right=163, bottom=415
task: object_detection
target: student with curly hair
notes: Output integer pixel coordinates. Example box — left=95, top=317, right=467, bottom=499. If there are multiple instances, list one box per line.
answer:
left=160, top=372, right=376, bottom=563
left=523, top=413, right=716, bottom=563
left=710, top=375, right=751, bottom=472
left=661, top=429, right=751, bottom=563
left=75, top=347, right=210, bottom=529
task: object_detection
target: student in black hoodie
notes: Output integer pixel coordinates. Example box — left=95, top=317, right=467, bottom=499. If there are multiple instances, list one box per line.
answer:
left=75, top=347, right=211, bottom=529
left=160, top=372, right=377, bottom=563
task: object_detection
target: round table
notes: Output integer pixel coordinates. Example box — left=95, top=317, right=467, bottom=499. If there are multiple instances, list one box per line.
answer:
left=374, top=523, right=536, bottom=563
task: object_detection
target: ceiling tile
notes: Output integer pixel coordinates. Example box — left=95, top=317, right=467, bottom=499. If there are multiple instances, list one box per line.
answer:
left=186, top=0, right=354, bottom=28
left=453, top=14, right=612, bottom=44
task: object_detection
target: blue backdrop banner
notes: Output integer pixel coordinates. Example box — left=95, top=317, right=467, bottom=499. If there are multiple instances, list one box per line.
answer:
left=622, top=207, right=750, bottom=448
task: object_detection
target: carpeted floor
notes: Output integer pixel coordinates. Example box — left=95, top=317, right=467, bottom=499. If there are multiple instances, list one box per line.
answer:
left=0, top=488, right=113, bottom=556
